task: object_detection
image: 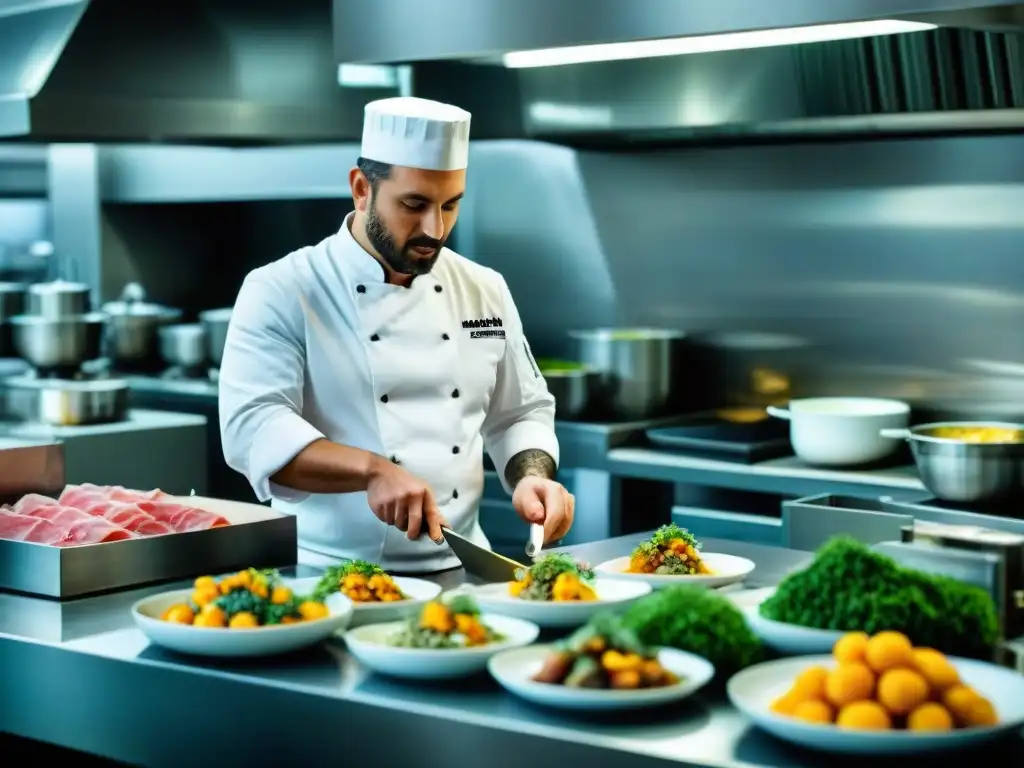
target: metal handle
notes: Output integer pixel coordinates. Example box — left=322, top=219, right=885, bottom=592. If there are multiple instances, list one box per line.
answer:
left=525, top=524, right=545, bottom=560
left=765, top=405, right=791, bottom=420
left=879, top=428, right=911, bottom=440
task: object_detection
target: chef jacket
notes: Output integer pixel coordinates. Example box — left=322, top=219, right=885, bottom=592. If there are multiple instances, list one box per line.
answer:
left=219, top=213, right=559, bottom=572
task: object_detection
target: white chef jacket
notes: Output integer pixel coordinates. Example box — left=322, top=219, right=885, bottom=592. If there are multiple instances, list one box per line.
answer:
left=219, top=213, right=559, bottom=572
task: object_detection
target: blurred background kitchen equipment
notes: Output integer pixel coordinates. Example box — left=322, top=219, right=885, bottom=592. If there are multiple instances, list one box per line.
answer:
left=881, top=422, right=1024, bottom=503
left=8, top=312, right=107, bottom=373
left=26, top=280, right=90, bottom=318
left=199, top=308, right=232, bottom=369
left=568, top=328, right=686, bottom=420
left=102, top=282, right=182, bottom=371
left=5, top=376, right=129, bottom=426
left=159, top=323, right=208, bottom=375
left=768, top=397, right=910, bottom=466
left=535, top=359, right=598, bottom=421
left=0, top=282, right=26, bottom=358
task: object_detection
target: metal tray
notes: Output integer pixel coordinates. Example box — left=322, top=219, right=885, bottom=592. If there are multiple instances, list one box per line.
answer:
left=0, top=495, right=297, bottom=599
left=646, top=411, right=792, bottom=464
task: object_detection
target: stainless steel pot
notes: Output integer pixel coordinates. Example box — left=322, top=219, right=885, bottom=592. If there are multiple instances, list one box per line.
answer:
left=9, top=313, right=107, bottom=370
left=102, top=284, right=182, bottom=365
left=0, top=282, right=27, bottom=357
left=159, top=323, right=208, bottom=369
left=199, top=308, right=232, bottom=366
left=27, top=280, right=91, bottom=318
left=880, top=421, right=1024, bottom=503
left=568, top=328, right=686, bottom=420
left=538, top=363, right=599, bottom=421
left=6, top=376, right=129, bottom=426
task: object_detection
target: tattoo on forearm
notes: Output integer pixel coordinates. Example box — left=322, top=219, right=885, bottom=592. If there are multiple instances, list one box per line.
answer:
left=505, top=449, right=556, bottom=487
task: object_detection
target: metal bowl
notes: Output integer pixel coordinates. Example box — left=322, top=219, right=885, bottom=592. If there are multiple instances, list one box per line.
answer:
left=880, top=421, right=1024, bottom=503
left=538, top=363, right=599, bottom=421
left=6, top=377, right=129, bottom=426
left=569, top=328, right=686, bottom=420
left=199, top=308, right=232, bottom=367
left=9, top=313, right=107, bottom=370
left=103, top=301, right=183, bottom=365
left=0, top=282, right=27, bottom=358
left=27, top=280, right=91, bottom=318
left=159, top=323, right=208, bottom=369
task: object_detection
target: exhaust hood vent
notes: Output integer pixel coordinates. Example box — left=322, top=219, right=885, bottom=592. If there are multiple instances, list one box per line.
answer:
left=0, top=0, right=398, bottom=143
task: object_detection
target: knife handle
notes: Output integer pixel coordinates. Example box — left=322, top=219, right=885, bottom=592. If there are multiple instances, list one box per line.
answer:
left=526, top=524, right=545, bottom=559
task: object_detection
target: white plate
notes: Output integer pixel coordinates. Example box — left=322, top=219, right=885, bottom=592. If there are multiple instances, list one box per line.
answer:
left=489, top=644, right=715, bottom=712
left=727, top=654, right=1024, bottom=755
left=594, top=552, right=756, bottom=590
left=344, top=614, right=539, bottom=680
left=462, top=578, right=652, bottom=629
left=742, top=605, right=844, bottom=656
left=287, top=575, right=442, bottom=628
left=131, top=588, right=353, bottom=658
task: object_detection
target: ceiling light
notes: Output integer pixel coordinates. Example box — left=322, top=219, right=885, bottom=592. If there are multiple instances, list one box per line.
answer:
left=502, top=20, right=936, bottom=69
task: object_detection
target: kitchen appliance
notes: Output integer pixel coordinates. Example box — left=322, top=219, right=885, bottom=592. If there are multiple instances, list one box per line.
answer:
left=442, top=527, right=527, bottom=582
left=569, top=328, right=686, bottom=420
left=102, top=282, right=182, bottom=371
left=26, top=281, right=91, bottom=318
left=0, top=282, right=26, bottom=358
left=199, top=308, right=232, bottom=368
left=881, top=422, right=1024, bottom=503
left=768, top=397, right=911, bottom=467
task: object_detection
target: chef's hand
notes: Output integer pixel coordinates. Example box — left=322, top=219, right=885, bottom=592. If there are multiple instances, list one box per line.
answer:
left=512, top=477, right=575, bottom=544
left=367, top=458, right=449, bottom=543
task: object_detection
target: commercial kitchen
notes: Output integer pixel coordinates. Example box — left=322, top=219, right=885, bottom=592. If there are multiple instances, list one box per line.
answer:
left=3, top=1, right=1024, bottom=766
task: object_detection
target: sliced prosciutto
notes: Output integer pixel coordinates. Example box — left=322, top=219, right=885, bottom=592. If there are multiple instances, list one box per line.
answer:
left=60, top=483, right=168, bottom=507
left=0, top=510, right=76, bottom=546
left=60, top=484, right=229, bottom=533
left=75, top=499, right=174, bottom=536
left=10, top=494, right=133, bottom=544
left=135, top=500, right=229, bottom=532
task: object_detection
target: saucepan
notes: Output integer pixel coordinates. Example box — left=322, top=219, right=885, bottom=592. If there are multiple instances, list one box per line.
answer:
left=880, top=421, right=1024, bottom=504
left=199, top=308, right=232, bottom=367
left=536, top=359, right=599, bottom=421
left=767, top=397, right=910, bottom=466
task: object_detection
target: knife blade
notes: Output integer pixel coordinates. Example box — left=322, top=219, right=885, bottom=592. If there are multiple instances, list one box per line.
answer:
left=442, top=527, right=527, bottom=583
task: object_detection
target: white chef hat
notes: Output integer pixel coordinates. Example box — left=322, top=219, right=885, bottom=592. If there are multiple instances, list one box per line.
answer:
left=360, top=97, right=472, bottom=172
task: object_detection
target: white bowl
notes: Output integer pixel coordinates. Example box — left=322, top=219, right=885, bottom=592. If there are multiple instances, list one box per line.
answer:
left=287, top=575, right=442, bottom=628
left=462, top=578, right=652, bottom=629
left=131, top=588, right=352, bottom=658
left=767, top=397, right=910, bottom=467
left=489, top=645, right=715, bottom=712
left=727, top=654, right=1024, bottom=755
left=344, top=614, right=539, bottom=680
left=594, top=552, right=755, bottom=590
left=742, top=605, right=845, bottom=656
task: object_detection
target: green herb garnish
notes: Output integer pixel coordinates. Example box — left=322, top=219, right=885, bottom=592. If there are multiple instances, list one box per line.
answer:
left=514, top=553, right=595, bottom=601
left=311, top=559, right=395, bottom=602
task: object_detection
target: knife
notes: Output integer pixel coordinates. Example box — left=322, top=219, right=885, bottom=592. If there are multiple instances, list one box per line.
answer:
left=525, top=523, right=545, bottom=561
left=442, top=527, right=527, bottom=583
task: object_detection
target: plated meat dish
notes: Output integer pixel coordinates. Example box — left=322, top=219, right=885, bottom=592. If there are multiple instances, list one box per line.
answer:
left=508, top=553, right=597, bottom=602
left=390, top=595, right=502, bottom=649
left=0, top=484, right=230, bottom=547
left=161, top=569, right=328, bottom=628
left=533, top=614, right=680, bottom=690
left=313, top=560, right=407, bottom=603
left=771, top=630, right=999, bottom=731
left=627, top=523, right=712, bottom=576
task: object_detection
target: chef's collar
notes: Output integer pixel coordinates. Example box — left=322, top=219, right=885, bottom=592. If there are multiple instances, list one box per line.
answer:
left=338, top=212, right=388, bottom=285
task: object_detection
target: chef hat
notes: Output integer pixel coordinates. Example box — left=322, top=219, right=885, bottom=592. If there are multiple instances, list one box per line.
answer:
left=360, top=97, right=472, bottom=171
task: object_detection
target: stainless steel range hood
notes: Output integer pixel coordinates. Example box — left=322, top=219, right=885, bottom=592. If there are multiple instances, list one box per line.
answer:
left=0, top=0, right=397, bottom=143
left=333, top=0, right=1024, bottom=64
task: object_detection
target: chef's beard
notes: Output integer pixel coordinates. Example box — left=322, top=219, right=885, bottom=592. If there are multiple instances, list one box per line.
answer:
left=365, top=198, right=443, bottom=277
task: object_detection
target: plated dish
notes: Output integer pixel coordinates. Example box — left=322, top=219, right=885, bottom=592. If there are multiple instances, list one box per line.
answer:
left=727, top=631, right=1024, bottom=755
left=595, top=525, right=755, bottom=589
left=467, top=554, right=652, bottom=629
left=291, top=560, right=441, bottom=628
left=743, top=603, right=843, bottom=656
left=132, top=569, right=352, bottom=657
left=488, top=614, right=714, bottom=712
left=343, top=595, right=539, bottom=680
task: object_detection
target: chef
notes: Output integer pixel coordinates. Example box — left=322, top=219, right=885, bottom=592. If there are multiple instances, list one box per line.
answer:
left=218, top=96, right=574, bottom=572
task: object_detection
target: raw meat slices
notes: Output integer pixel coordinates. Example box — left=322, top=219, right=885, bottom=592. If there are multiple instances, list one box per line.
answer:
left=59, top=484, right=229, bottom=533
left=10, top=494, right=133, bottom=544
left=58, top=487, right=175, bottom=536
left=135, top=500, right=229, bottom=532
left=0, top=511, right=75, bottom=546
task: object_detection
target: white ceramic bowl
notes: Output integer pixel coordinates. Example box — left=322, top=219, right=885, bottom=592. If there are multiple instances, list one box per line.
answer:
left=728, top=655, right=1024, bottom=755
left=767, top=397, right=910, bottom=466
left=742, top=605, right=844, bottom=656
left=594, top=552, right=755, bottom=590
left=131, top=588, right=352, bottom=658
left=462, top=578, right=652, bottom=629
left=489, top=644, right=715, bottom=712
left=344, top=614, right=540, bottom=680
left=287, top=575, right=442, bottom=628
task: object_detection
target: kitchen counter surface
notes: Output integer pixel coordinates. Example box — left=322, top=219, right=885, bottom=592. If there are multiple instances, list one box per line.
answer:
left=1, top=535, right=1021, bottom=768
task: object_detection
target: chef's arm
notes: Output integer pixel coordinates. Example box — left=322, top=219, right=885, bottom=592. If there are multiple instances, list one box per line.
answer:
left=481, top=277, right=560, bottom=495
left=219, top=272, right=384, bottom=502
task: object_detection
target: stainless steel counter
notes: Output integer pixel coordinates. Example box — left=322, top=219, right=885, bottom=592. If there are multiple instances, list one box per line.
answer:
left=2, top=535, right=1022, bottom=767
